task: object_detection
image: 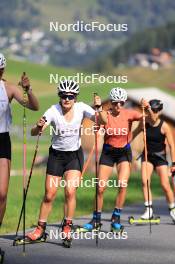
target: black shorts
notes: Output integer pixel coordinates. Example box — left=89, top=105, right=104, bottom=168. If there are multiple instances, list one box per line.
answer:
left=0, top=132, right=11, bottom=160
left=141, top=152, right=168, bottom=167
left=46, top=146, right=84, bottom=177
left=99, top=144, right=132, bottom=167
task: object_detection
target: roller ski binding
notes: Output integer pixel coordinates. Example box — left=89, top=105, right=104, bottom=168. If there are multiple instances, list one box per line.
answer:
left=76, top=212, right=102, bottom=233
left=62, top=219, right=73, bottom=248
left=13, top=226, right=48, bottom=246
left=169, top=207, right=175, bottom=224
left=0, top=248, right=4, bottom=264
left=128, top=205, right=160, bottom=225
left=111, top=209, right=124, bottom=234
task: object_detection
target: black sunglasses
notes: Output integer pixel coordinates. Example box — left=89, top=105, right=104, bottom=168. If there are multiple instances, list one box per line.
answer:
left=151, top=108, right=160, bottom=113
left=59, top=94, right=76, bottom=100
left=111, top=101, right=125, bottom=106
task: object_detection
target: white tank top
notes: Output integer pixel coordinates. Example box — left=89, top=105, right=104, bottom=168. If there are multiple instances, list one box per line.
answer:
left=44, top=102, right=95, bottom=151
left=0, top=80, right=12, bottom=133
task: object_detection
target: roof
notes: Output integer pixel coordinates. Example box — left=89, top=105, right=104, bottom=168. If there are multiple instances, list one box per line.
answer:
left=127, top=87, right=175, bottom=123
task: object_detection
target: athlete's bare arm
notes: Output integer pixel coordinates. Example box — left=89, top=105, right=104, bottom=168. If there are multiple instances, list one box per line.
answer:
left=5, top=73, right=39, bottom=111
left=162, top=122, right=175, bottom=163
left=31, top=117, right=48, bottom=136
left=91, top=95, right=108, bottom=125
left=132, top=121, right=143, bottom=140
left=141, top=98, right=157, bottom=123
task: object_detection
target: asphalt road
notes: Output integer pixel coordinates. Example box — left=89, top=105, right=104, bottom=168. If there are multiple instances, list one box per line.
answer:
left=1, top=198, right=175, bottom=264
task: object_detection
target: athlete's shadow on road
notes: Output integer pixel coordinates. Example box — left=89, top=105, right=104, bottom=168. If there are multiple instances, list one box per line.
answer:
left=0, top=234, right=66, bottom=248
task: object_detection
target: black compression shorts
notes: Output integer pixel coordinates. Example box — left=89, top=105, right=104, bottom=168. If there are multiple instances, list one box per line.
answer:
left=141, top=152, right=168, bottom=167
left=46, top=146, right=84, bottom=177
left=99, top=144, right=132, bottom=167
left=0, top=132, right=11, bottom=160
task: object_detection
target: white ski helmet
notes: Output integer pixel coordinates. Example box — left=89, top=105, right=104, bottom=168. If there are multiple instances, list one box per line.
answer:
left=109, top=87, right=127, bottom=102
left=0, top=53, right=6, bottom=69
left=58, top=80, right=79, bottom=95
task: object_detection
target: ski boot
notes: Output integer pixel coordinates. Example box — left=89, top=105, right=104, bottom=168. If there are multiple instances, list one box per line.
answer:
left=13, top=225, right=48, bottom=246
left=169, top=207, right=175, bottom=224
left=0, top=248, right=4, bottom=264
left=111, top=209, right=124, bottom=234
left=141, top=205, right=153, bottom=220
left=76, top=212, right=102, bottom=233
left=62, top=219, right=73, bottom=248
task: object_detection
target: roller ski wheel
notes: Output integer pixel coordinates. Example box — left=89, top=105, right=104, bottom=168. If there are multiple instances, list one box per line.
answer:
left=111, top=223, right=124, bottom=234
left=0, top=249, right=4, bottom=264
left=62, top=238, right=72, bottom=248
left=128, top=216, right=160, bottom=225
left=76, top=219, right=102, bottom=233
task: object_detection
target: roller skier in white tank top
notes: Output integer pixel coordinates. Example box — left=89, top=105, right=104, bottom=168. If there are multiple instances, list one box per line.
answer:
left=0, top=53, right=39, bottom=241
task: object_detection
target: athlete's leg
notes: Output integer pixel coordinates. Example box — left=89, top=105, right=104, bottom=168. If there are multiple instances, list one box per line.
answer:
left=82, top=165, right=113, bottom=231
left=96, top=165, right=113, bottom=212
left=141, top=161, right=154, bottom=203
left=156, top=165, right=175, bottom=222
left=0, top=158, right=11, bottom=224
left=156, top=165, right=174, bottom=204
left=39, top=174, right=61, bottom=222
left=64, top=170, right=81, bottom=219
left=26, top=174, right=61, bottom=240
left=110, top=161, right=130, bottom=231
left=115, top=161, right=130, bottom=208
left=140, top=161, right=154, bottom=219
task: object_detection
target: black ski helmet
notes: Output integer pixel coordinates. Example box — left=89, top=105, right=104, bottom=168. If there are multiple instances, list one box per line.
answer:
left=149, top=99, right=163, bottom=113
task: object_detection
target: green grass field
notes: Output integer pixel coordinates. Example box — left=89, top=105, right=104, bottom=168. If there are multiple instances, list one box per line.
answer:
left=1, top=59, right=174, bottom=234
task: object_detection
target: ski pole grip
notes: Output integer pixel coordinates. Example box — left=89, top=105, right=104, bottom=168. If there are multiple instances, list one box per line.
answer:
left=38, top=116, right=47, bottom=135
left=94, top=93, right=101, bottom=109
left=43, top=116, right=47, bottom=122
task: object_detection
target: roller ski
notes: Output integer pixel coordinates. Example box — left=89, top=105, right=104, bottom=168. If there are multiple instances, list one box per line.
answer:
left=128, top=205, right=160, bottom=225
left=61, top=219, right=73, bottom=248
left=13, top=226, right=48, bottom=246
left=111, top=209, right=124, bottom=234
left=0, top=248, right=4, bottom=264
left=76, top=212, right=102, bottom=233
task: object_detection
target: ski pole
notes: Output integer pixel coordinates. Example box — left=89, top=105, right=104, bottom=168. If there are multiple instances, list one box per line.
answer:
left=20, top=72, right=27, bottom=255
left=94, top=92, right=99, bottom=247
left=142, top=105, right=152, bottom=234
left=14, top=120, right=44, bottom=242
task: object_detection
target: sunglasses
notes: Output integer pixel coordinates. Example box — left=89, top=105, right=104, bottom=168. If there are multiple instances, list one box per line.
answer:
left=151, top=108, right=160, bottom=113
left=59, top=94, right=76, bottom=100
left=111, top=101, right=125, bottom=106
